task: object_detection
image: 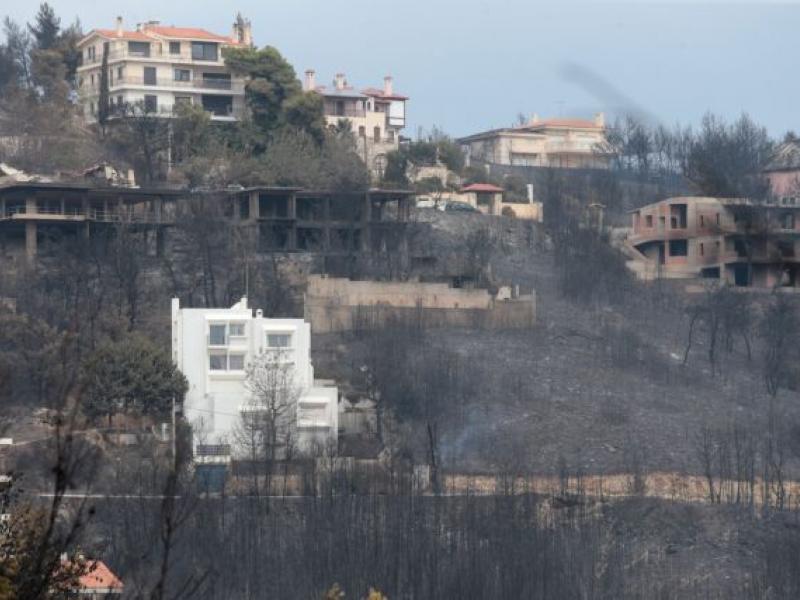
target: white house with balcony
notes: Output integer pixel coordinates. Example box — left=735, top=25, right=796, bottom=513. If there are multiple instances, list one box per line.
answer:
left=171, top=297, right=338, bottom=463
left=76, top=15, right=251, bottom=123
left=304, top=70, right=408, bottom=179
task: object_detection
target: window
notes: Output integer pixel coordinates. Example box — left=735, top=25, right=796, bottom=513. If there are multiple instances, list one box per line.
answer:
left=669, top=239, right=688, bottom=256
left=373, top=126, right=381, bottom=142
left=267, top=333, right=291, bottom=348
left=143, top=67, right=157, bottom=86
left=174, top=69, right=191, bottom=82
left=229, top=323, right=245, bottom=337
left=191, top=42, right=218, bottom=61
left=358, top=126, right=365, bottom=137
left=174, top=96, right=192, bottom=109
left=143, top=95, right=158, bottom=113
left=90, top=74, right=95, bottom=86
left=228, top=354, right=245, bottom=371
left=387, top=130, right=395, bottom=143
left=116, top=95, right=123, bottom=106
left=209, top=324, right=226, bottom=345
left=781, top=212, right=795, bottom=230
left=128, top=41, right=150, bottom=57
left=645, top=215, right=653, bottom=228
left=699, top=215, right=705, bottom=228
left=117, top=66, right=124, bottom=80
left=209, top=353, right=226, bottom=370
left=699, top=243, right=704, bottom=256
left=169, top=41, right=181, bottom=55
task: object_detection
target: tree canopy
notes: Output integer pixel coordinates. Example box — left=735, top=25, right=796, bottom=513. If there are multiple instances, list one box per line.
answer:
left=81, top=335, right=188, bottom=425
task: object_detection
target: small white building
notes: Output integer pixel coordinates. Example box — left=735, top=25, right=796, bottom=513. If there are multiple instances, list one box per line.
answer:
left=171, top=297, right=338, bottom=462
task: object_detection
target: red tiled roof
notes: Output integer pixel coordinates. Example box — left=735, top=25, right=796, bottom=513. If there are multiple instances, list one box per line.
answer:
left=92, top=26, right=240, bottom=45
left=78, top=561, right=124, bottom=591
left=94, top=29, right=153, bottom=41
left=361, top=87, right=408, bottom=101
left=461, top=183, right=504, bottom=193
left=145, top=26, right=239, bottom=43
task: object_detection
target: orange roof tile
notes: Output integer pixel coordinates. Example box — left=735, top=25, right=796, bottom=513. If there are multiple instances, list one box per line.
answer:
left=77, top=561, right=124, bottom=591
left=145, top=26, right=239, bottom=43
left=92, top=26, right=241, bottom=45
left=94, top=28, right=153, bottom=42
left=362, top=87, right=408, bottom=101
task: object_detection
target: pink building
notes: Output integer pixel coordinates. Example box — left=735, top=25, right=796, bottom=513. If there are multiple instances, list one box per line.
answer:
left=765, top=140, right=800, bottom=201
left=627, top=196, right=800, bottom=288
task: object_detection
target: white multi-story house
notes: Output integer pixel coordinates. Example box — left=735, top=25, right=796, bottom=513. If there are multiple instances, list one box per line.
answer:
left=76, top=15, right=251, bottom=123
left=458, top=113, right=613, bottom=170
left=304, top=70, right=408, bottom=177
left=171, top=297, right=338, bottom=463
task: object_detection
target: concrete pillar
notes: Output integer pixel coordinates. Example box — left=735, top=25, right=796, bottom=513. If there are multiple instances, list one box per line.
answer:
left=25, top=221, right=37, bottom=260
left=249, top=192, right=259, bottom=220
left=361, top=192, right=372, bottom=252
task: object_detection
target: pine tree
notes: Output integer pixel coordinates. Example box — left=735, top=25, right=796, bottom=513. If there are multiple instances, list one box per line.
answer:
left=98, top=43, right=110, bottom=129
left=28, top=3, right=60, bottom=50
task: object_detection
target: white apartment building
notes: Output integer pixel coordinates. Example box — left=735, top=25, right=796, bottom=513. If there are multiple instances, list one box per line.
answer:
left=304, top=70, right=408, bottom=177
left=171, top=297, right=338, bottom=462
left=76, top=15, right=251, bottom=123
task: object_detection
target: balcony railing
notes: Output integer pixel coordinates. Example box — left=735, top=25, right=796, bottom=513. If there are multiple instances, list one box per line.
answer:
left=80, top=48, right=226, bottom=66
left=326, top=107, right=367, bottom=119
left=104, top=76, right=241, bottom=92
left=1, top=205, right=166, bottom=223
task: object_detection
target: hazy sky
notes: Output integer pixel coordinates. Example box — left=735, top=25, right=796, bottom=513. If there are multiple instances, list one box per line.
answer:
left=5, top=1, right=799, bottom=138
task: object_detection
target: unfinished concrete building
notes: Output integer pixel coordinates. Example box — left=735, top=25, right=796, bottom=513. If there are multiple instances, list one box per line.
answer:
left=229, top=187, right=414, bottom=255
left=0, top=181, right=180, bottom=262
left=626, top=196, right=800, bottom=287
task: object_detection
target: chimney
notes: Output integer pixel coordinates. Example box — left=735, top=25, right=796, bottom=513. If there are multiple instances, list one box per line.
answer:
left=115, top=16, right=124, bottom=37
left=334, top=73, right=346, bottom=90
left=383, top=75, right=393, bottom=96
left=304, top=69, right=316, bottom=92
left=594, top=112, right=605, bottom=127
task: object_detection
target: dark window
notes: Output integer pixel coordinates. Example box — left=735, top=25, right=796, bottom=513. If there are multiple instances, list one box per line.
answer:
left=201, top=94, right=232, bottom=116
left=373, top=126, right=381, bottom=142
left=645, top=214, right=653, bottom=228
left=777, top=241, right=795, bottom=258
left=669, top=239, right=688, bottom=256
left=143, top=95, right=157, bottom=113
left=128, top=41, right=150, bottom=57
left=699, top=243, right=704, bottom=256
left=169, top=41, right=181, bottom=55
left=201, top=72, right=231, bottom=89
left=117, top=66, right=124, bottom=80
left=191, top=42, right=218, bottom=61
left=143, top=66, right=157, bottom=86
left=174, top=68, right=191, bottom=82
left=358, top=126, right=365, bottom=137
left=781, top=212, right=795, bottom=230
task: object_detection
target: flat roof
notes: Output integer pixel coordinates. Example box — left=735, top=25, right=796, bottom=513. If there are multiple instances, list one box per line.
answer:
left=0, top=181, right=185, bottom=196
